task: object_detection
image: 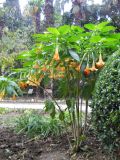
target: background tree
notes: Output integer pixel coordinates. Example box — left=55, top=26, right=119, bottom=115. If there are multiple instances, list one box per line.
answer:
left=3, top=0, right=22, bottom=31
left=28, top=0, right=44, bottom=33
left=0, top=7, right=5, bottom=37
left=71, top=0, right=87, bottom=25
left=44, top=0, right=54, bottom=28
left=85, top=0, right=120, bottom=30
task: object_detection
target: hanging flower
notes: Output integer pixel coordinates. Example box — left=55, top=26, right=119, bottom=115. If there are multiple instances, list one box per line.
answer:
left=75, top=64, right=81, bottom=72
left=84, top=67, right=91, bottom=76
left=65, top=58, right=70, bottom=63
left=96, top=53, right=105, bottom=69
left=53, top=47, right=60, bottom=61
left=19, top=82, right=28, bottom=89
left=90, top=61, right=98, bottom=72
left=41, top=66, right=47, bottom=72
left=84, top=54, right=91, bottom=76
left=33, top=64, right=40, bottom=69
left=49, top=73, right=55, bottom=79
left=27, top=74, right=41, bottom=86
left=57, top=74, right=65, bottom=78
left=56, top=66, right=65, bottom=72
left=70, top=61, right=78, bottom=67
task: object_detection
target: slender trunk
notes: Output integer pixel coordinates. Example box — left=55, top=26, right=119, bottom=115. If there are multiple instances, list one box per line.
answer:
left=80, top=97, right=83, bottom=131
left=75, top=77, right=80, bottom=150
left=44, top=0, right=54, bottom=28
left=84, top=99, right=88, bottom=134
left=0, top=20, right=4, bottom=38
left=35, top=11, right=41, bottom=33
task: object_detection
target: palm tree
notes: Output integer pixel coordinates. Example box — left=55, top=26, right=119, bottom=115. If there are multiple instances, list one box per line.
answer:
left=0, top=8, right=5, bottom=38
left=44, top=0, right=54, bottom=28
left=71, top=0, right=87, bottom=25
left=29, top=0, right=44, bottom=33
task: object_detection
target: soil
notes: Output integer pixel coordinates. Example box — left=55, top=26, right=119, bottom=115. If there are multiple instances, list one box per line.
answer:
left=0, top=111, right=116, bottom=160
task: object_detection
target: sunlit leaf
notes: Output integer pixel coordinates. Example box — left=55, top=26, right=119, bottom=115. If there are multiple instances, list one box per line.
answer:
left=71, top=25, right=84, bottom=32
left=47, top=28, right=60, bottom=36
left=96, top=21, right=110, bottom=30
left=90, top=36, right=102, bottom=43
left=58, top=25, right=70, bottom=34
left=84, top=23, right=96, bottom=30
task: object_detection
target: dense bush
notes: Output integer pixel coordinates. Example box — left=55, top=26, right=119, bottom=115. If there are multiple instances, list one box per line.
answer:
left=91, top=50, right=120, bottom=155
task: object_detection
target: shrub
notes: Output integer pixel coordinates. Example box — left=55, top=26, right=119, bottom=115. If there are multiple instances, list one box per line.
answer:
left=15, top=110, right=65, bottom=138
left=91, top=50, right=120, bottom=155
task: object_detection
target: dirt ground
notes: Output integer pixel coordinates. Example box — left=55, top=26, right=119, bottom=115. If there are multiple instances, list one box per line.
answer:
left=0, top=111, right=117, bottom=160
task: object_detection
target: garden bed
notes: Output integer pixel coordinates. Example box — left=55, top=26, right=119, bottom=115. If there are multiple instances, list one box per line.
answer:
left=0, top=110, right=112, bottom=160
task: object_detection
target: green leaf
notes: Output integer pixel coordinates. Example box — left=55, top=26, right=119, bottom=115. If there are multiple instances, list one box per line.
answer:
left=69, top=50, right=80, bottom=62
left=84, top=23, right=96, bottom=30
left=102, top=38, right=117, bottom=43
left=59, top=111, right=65, bottom=121
left=50, top=109, right=56, bottom=119
left=71, top=25, right=84, bottom=32
left=110, top=33, right=120, bottom=39
left=96, top=21, right=110, bottom=30
left=45, top=100, right=56, bottom=118
left=6, top=86, right=13, bottom=95
left=101, top=26, right=116, bottom=32
left=47, top=28, right=60, bottom=36
left=58, top=25, right=70, bottom=34
left=90, top=36, right=102, bottom=43
left=23, top=61, right=33, bottom=67
left=66, top=99, right=75, bottom=112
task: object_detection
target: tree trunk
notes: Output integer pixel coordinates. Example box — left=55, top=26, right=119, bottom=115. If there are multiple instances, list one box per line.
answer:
left=72, top=0, right=87, bottom=25
left=44, top=0, right=54, bottom=28
left=35, top=11, right=41, bottom=33
left=0, top=20, right=4, bottom=38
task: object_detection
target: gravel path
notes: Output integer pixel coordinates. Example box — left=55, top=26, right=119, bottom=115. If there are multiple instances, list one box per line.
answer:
left=0, top=101, right=91, bottom=112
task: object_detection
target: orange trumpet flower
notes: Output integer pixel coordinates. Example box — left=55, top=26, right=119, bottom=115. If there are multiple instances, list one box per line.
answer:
left=96, top=53, right=105, bottom=69
left=53, top=47, right=60, bottom=61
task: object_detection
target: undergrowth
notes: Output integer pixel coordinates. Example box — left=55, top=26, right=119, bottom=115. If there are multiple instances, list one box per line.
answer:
left=15, top=110, right=67, bottom=138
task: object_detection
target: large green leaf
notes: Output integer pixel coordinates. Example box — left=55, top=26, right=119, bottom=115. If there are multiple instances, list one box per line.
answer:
left=45, top=100, right=56, bottom=118
left=96, top=21, right=110, bottom=30
left=110, top=33, right=120, bottom=39
left=58, top=25, right=70, bottom=35
left=17, top=51, right=31, bottom=59
left=84, top=23, right=96, bottom=30
left=71, top=25, right=84, bottom=32
left=90, top=35, right=102, bottom=43
left=59, top=111, right=65, bottom=121
left=0, top=76, right=22, bottom=97
left=69, top=50, right=80, bottom=62
left=47, top=28, right=60, bottom=36
left=101, top=26, right=116, bottom=32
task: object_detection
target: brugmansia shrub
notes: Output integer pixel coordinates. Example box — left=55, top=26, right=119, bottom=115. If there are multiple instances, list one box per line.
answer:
left=17, top=22, right=120, bottom=152
left=91, top=50, right=120, bottom=156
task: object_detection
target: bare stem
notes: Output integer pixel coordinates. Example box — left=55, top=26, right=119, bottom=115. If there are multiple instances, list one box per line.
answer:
left=84, top=99, right=88, bottom=134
